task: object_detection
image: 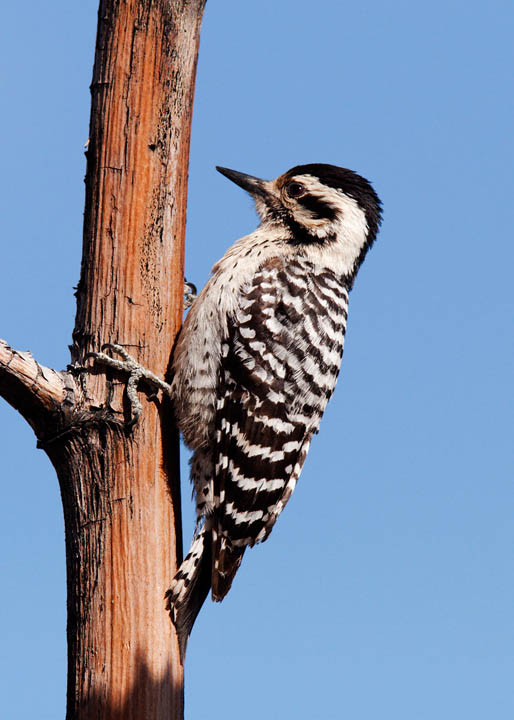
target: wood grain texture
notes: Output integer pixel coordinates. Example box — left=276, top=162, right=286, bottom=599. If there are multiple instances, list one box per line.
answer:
left=0, top=1, right=205, bottom=718
left=0, top=340, right=68, bottom=425
left=63, top=2, right=205, bottom=717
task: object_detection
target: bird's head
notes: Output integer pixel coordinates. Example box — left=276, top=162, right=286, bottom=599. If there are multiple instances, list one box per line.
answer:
left=217, top=163, right=382, bottom=282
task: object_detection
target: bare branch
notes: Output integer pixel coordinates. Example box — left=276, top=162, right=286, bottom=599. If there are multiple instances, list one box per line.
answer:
left=0, top=338, right=73, bottom=431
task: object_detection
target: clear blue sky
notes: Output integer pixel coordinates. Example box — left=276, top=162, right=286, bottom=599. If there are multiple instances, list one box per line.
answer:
left=1, top=1, right=513, bottom=718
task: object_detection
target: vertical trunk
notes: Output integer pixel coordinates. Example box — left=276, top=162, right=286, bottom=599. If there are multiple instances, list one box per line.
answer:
left=48, top=1, right=205, bottom=717
left=49, top=422, right=182, bottom=719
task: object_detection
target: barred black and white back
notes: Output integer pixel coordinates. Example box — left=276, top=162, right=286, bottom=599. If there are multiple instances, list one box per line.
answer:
left=166, top=163, right=382, bottom=659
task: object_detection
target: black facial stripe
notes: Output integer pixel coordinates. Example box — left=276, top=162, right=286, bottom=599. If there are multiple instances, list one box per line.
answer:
left=284, top=163, right=382, bottom=245
left=283, top=215, right=334, bottom=246
left=297, top=195, right=338, bottom=221
left=260, top=200, right=327, bottom=245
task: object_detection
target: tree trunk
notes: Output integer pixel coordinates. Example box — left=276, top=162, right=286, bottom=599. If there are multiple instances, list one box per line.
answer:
left=0, top=1, right=205, bottom=718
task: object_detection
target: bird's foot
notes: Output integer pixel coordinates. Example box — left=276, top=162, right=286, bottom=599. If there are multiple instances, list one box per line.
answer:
left=86, top=343, right=171, bottom=426
left=184, top=280, right=197, bottom=309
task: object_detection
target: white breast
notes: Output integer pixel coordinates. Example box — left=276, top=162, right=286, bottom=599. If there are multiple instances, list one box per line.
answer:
left=171, top=225, right=287, bottom=450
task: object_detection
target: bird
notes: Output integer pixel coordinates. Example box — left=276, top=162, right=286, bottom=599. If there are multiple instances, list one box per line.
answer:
left=166, top=163, right=382, bottom=658
left=90, top=163, right=382, bottom=660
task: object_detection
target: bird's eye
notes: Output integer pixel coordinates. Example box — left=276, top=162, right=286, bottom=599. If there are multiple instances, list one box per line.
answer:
left=285, top=182, right=305, bottom=199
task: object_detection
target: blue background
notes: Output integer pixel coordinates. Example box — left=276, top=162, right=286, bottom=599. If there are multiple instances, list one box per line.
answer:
left=1, top=1, right=513, bottom=718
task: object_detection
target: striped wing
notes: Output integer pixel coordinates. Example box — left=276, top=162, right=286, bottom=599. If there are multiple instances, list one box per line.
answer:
left=211, top=257, right=348, bottom=597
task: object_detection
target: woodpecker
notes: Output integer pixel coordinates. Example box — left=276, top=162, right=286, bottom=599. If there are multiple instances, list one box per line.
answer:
left=168, top=163, right=382, bottom=656
left=92, top=163, right=382, bottom=660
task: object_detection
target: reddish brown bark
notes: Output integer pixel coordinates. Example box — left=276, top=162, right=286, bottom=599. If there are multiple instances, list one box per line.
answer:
left=0, top=1, right=205, bottom=718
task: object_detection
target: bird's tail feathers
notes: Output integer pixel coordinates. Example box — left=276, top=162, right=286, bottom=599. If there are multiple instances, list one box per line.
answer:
left=166, top=528, right=211, bottom=663
left=211, top=531, right=246, bottom=602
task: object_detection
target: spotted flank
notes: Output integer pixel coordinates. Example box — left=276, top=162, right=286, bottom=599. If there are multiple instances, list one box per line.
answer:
left=190, top=447, right=214, bottom=519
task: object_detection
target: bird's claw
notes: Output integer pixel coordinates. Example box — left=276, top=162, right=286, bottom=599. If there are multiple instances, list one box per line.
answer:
left=184, top=280, right=197, bottom=309
left=86, top=343, right=171, bottom=427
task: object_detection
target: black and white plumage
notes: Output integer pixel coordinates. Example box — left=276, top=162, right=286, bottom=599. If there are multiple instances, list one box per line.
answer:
left=167, top=163, right=382, bottom=657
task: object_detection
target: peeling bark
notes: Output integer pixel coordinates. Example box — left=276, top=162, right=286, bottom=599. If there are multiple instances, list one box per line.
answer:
left=0, top=1, right=206, bottom=718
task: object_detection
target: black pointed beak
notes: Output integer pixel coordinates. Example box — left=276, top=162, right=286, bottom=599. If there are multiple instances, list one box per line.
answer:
left=216, top=166, right=267, bottom=198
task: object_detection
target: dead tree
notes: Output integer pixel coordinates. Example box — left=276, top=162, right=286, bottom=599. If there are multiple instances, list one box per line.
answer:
left=0, top=1, right=206, bottom=718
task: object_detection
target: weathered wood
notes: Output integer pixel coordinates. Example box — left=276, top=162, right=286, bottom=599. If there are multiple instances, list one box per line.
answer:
left=0, top=339, right=68, bottom=429
left=65, top=1, right=205, bottom=716
left=0, top=1, right=206, bottom=718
